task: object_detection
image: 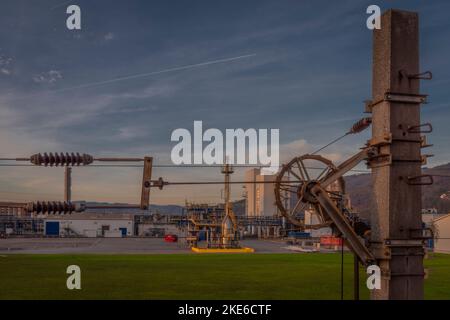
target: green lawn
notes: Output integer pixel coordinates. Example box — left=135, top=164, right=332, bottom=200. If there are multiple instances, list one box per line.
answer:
left=0, top=253, right=449, bottom=299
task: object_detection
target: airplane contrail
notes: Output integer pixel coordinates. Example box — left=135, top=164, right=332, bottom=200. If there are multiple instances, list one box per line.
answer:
left=1, top=53, right=256, bottom=102
left=51, top=53, right=256, bottom=93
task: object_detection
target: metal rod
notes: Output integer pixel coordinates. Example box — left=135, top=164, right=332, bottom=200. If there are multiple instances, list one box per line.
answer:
left=312, top=133, right=349, bottom=155
left=341, top=237, right=344, bottom=300
left=354, top=254, right=360, bottom=300
left=87, top=204, right=141, bottom=209
left=0, top=163, right=371, bottom=173
left=157, top=180, right=300, bottom=186
left=0, top=158, right=29, bottom=161
left=94, top=158, right=144, bottom=162
left=0, top=202, right=142, bottom=210
left=64, top=167, right=72, bottom=202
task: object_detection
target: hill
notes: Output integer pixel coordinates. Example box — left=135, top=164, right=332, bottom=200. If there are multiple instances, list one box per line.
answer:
left=345, top=163, right=450, bottom=219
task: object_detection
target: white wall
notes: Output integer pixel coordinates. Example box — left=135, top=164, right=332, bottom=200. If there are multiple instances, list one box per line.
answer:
left=434, top=215, right=450, bottom=254
left=47, top=219, right=133, bottom=237
left=245, top=169, right=259, bottom=217
left=255, top=174, right=277, bottom=216
left=137, top=223, right=180, bottom=236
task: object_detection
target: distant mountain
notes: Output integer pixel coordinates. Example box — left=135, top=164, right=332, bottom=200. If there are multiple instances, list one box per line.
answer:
left=345, top=163, right=450, bottom=219
left=85, top=202, right=184, bottom=215
left=84, top=201, right=245, bottom=216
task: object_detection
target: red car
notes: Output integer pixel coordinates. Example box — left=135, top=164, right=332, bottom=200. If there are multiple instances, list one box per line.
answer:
left=164, top=234, right=178, bottom=242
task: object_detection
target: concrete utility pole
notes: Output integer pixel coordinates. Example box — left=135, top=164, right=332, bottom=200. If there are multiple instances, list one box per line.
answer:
left=64, top=167, right=72, bottom=202
left=369, top=10, right=430, bottom=299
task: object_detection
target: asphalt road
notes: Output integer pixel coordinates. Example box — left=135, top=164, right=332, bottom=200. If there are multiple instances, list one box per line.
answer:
left=0, top=238, right=298, bottom=254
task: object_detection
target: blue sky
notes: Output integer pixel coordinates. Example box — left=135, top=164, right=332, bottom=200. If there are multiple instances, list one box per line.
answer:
left=0, top=0, right=449, bottom=204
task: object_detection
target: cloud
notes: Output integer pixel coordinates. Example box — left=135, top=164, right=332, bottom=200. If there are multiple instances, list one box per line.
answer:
left=33, top=70, right=63, bottom=84
left=0, top=127, right=60, bottom=156
left=103, top=32, right=115, bottom=41
left=279, top=138, right=346, bottom=165
left=0, top=54, right=13, bottom=76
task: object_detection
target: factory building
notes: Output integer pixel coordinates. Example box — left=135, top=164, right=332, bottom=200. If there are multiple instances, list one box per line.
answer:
left=245, top=169, right=277, bottom=217
left=432, top=213, right=450, bottom=254
left=0, top=205, right=27, bottom=217
left=304, top=209, right=332, bottom=237
left=44, top=213, right=134, bottom=237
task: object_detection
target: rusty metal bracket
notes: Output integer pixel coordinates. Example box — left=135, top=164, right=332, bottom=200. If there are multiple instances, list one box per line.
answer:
left=407, top=123, right=433, bottom=134
left=385, top=92, right=428, bottom=104
left=422, top=154, right=434, bottom=165
left=367, top=92, right=428, bottom=110
left=405, top=174, right=434, bottom=186
left=140, top=157, right=153, bottom=210
left=364, top=100, right=373, bottom=113
left=392, top=155, right=432, bottom=165
left=392, top=134, right=432, bottom=146
left=367, top=153, right=392, bottom=168
left=368, top=133, right=392, bottom=147
left=399, top=69, right=433, bottom=80
left=150, top=177, right=166, bottom=190
left=384, top=239, right=425, bottom=247
left=420, top=136, right=433, bottom=148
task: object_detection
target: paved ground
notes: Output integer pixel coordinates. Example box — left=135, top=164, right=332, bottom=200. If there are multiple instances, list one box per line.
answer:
left=0, top=238, right=298, bottom=254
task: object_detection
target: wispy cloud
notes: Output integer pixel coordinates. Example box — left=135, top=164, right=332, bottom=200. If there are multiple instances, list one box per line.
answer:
left=103, top=32, right=115, bottom=41
left=42, top=54, right=256, bottom=93
left=0, top=54, right=13, bottom=76
left=33, top=70, right=63, bottom=84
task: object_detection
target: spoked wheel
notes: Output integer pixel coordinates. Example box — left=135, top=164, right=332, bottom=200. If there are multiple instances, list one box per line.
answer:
left=274, top=154, right=345, bottom=229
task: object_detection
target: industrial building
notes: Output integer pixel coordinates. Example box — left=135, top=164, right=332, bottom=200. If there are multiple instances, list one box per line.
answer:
left=245, top=169, right=277, bottom=217
left=304, top=209, right=332, bottom=237
left=44, top=213, right=134, bottom=237
left=432, top=213, right=450, bottom=254
left=135, top=214, right=182, bottom=237
left=0, top=204, right=27, bottom=217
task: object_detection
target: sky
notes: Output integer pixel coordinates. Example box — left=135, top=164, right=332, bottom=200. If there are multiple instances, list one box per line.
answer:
left=0, top=0, right=449, bottom=205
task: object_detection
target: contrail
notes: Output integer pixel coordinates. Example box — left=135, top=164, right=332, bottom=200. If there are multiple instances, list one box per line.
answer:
left=1, top=53, right=256, bottom=102
left=51, top=54, right=256, bottom=93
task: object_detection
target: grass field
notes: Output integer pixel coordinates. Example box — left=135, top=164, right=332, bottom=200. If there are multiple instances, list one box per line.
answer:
left=0, top=253, right=449, bottom=299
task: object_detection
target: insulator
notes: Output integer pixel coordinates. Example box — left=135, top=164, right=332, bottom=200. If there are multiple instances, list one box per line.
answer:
left=26, top=201, right=85, bottom=214
left=348, top=117, right=372, bottom=134
left=30, top=153, right=93, bottom=167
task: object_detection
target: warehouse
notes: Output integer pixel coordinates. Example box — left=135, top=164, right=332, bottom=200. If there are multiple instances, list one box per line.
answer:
left=44, top=213, right=134, bottom=238
left=433, top=213, right=450, bottom=254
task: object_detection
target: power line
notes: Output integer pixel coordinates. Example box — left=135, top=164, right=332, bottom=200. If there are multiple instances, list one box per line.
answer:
left=312, top=133, right=349, bottom=155
left=0, top=163, right=371, bottom=173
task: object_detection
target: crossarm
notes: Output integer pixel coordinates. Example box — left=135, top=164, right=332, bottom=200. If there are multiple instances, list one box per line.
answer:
left=320, top=147, right=374, bottom=189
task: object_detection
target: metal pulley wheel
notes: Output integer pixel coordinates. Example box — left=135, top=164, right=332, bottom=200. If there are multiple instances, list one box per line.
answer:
left=274, top=154, right=345, bottom=229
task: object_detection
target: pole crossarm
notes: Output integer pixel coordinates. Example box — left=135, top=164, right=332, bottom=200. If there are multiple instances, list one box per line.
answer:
left=320, top=147, right=376, bottom=189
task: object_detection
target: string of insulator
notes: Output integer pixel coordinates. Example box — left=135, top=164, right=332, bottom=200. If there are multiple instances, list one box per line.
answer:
left=30, top=153, right=94, bottom=167
left=26, top=201, right=85, bottom=214
left=348, top=117, right=372, bottom=134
